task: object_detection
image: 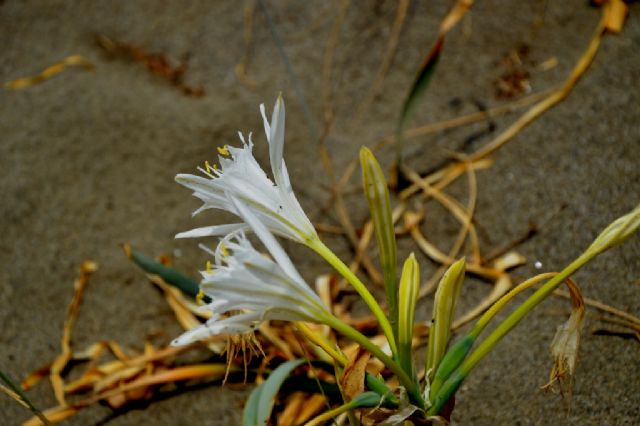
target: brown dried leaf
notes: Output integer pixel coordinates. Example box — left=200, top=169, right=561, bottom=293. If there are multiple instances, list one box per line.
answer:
left=340, top=347, right=371, bottom=401
left=50, top=261, right=97, bottom=405
left=544, top=278, right=585, bottom=393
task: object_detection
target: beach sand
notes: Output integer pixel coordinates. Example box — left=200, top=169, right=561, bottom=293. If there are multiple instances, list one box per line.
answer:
left=1, top=1, right=638, bottom=424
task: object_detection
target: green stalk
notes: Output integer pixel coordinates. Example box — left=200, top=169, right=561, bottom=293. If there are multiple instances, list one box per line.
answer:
left=295, top=322, right=397, bottom=403
left=466, top=272, right=557, bottom=340
left=308, top=238, right=398, bottom=356
left=323, top=315, right=424, bottom=409
left=304, top=392, right=382, bottom=426
left=427, top=204, right=640, bottom=415
left=458, top=253, right=589, bottom=375
left=429, top=256, right=586, bottom=415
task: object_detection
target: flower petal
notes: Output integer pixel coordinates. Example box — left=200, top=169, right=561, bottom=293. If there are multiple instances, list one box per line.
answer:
left=176, top=223, right=248, bottom=239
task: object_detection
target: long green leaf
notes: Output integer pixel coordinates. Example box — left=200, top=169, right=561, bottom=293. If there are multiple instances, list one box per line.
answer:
left=360, top=147, right=398, bottom=338
left=243, top=359, right=305, bottom=426
left=0, top=370, right=52, bottom=426
left=396, top=37, right=443, bottom=161
left=123, top=244, right=210, bottom=302
left=397, top=253, right=420, bottom=379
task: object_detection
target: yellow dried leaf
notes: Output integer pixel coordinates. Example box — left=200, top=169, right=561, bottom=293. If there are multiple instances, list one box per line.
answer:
left=5, top=55, right=94, bottom=90
left=603, top=0, right=628, bottom=33
left=294, top=393, right=327, bottom=425
left=22, top=405, right=79, bottom=426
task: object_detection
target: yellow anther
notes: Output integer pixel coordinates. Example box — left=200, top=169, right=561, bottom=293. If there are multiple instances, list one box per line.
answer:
left=206, top=260, right=213, bottom=273
left=219, top=243, right=230, bottom=257
left=217, top=145, right=230, bottom=156
left=204, top=160, right=214, bottom=174
left=196, top=289, right=205, bottom=305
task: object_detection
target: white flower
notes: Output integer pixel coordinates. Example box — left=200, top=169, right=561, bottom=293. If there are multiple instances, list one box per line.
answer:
left=171, top=197, right=331, bottom=346
left=175, top=95, right=317, bottom=245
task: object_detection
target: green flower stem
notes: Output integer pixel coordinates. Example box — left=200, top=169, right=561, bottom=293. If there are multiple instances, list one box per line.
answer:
left=308, top=238, right=398, bottom=357
left=324, top=315, right=424, bottom=409
left=304, top=392, right=382, bottom=426
left=295, top=322, right=397, bottom=403
left=427, top=204, right=640, bottom=415
left=467, top=272, right=558, bottom=340
left=429, top=273, right=556, bottom=402
left=459, top=252, right=589, bottom=375
left=428, top=253, right=592, bottom=415
left=295, top=322, right=348, bottom=365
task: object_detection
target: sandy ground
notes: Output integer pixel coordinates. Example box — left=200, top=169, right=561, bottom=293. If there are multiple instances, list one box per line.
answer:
left=1, top=1, right=639, bottom=425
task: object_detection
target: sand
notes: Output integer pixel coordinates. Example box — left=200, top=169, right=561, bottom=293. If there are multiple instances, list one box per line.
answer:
left=1, top=1, right=638, bottom=425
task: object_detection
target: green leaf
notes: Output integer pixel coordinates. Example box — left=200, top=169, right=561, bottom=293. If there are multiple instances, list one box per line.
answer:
left=0, top=370, right=52, bottom=425
left=397, top=38, right=443, bottom=144
left=425, top=258, right=465, bottom=382
left=360, top=147, right=399, bottom=338
left=243, top=359, right=306, bottom=426
left=397, top=253, right=420, bottom=378
left=123, top=244, right=210, bottom=302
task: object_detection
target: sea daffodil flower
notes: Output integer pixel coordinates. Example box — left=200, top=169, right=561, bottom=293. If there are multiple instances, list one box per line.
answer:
left=175, top=95, right=318, bottom=245
left=171, top=197, right=330, bottom=346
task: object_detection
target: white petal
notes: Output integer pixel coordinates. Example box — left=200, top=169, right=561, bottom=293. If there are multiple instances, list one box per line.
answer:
left=229, top=195, right=304, bottom=284
left=175, top=223, right=247, bottom=239
left=260, top=103, right=270, bottom=142
left=268, top=95, right=286, bottom=187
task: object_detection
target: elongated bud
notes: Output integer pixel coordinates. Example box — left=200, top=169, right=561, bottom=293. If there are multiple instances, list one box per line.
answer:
left=397, top=253, right=420, bottom=377
left=426, top=258, right=466, bottom=381
left=360, top=146, right=399, bottom=335
left=585, top=203, right=640, bottom=257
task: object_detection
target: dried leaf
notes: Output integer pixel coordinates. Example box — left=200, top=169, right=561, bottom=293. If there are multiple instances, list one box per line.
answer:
left=5, top=55, right=94, bottom=90
left=22, top=406, right=78, bottom=426
left=293, top=393, right=327, bottom=425
left=50, top=261, right=97, bottom=405
left=340, top=347, right=371, bottom=401
left=544, top=279, right=584, bottom=393
left=603, top=0, right=628, bottom=33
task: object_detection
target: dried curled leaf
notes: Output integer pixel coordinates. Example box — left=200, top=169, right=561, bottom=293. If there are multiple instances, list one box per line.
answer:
left=5, top=55, right=94, bottom=90
left=544, top=278, right=584, bottom=393
left=340, top=346, right=371, bottom=401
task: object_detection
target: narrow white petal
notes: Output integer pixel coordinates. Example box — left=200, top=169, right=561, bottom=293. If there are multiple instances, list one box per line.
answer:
left=229, top=195, right=305, bottom=283
left=260, top=103, right=270, bottom=142
left=268, top=95, right=286, bottom=187
left=175, top=223, right=247, bottom=239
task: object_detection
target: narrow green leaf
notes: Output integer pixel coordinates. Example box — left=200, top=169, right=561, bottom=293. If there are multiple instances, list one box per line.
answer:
left=351, top=391, right=384, bottom=408
left=0, top=370, right=52, bottom=426
left=397, top=253, right=420, bottom=378
left=360, top=147, right=398, bottom=338
left=123, top=244, right=210, bottom=302
left=428, top=334, right=474, bottom=402
left=242, top=382, right=263, bottom=426
left=425, top=258, right=465, bottom=382
left=243, top=359, right=305, bottom=426
left=396, top=37, right=443, bottom=159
